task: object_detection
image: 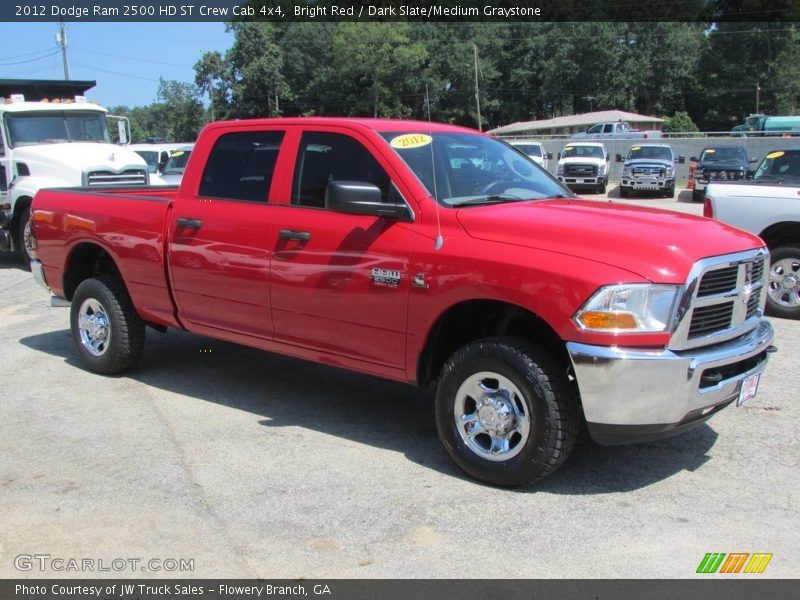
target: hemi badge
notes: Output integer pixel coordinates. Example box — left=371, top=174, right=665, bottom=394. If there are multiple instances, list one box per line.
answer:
left=413, top=273, right=429, bottom=289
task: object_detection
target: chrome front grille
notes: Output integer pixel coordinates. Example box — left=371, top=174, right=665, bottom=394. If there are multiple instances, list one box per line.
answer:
left=704, top=169, right=745, bottom=181
left=86, top=169, right=148, bottom=187
left=670, top=248, right=769, bottom=351
left=632, top=166, right=664, bottom=176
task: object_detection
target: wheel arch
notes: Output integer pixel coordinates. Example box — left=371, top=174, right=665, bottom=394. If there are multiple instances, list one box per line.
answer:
left=416, top=299, right=568, bottom=390
left=63, top=242, right=123, bottom=301
left=758, top=221, right=800, bottom=249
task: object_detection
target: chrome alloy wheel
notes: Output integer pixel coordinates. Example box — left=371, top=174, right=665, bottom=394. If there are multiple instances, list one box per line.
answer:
left=77, top=298, right=111, bottom=357
left=768, top=257, right=800, bottom=309
left=453, top=372, right=531, bottom=461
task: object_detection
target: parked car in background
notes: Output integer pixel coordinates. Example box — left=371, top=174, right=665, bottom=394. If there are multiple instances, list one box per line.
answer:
left=690, top=145, right=756, bottom=202
left=555, top=142, right=609, bottom=193
left=158, top=144, right=194, bottom=186
left=510, top=141, right=549, bottom=170
left=130, top=143, right=191, bottom=186
left=618, top=144, right=677, bottom=198
left=705, top=148, right=800, bottom=318
left=571, top=121, right=661, bottom=140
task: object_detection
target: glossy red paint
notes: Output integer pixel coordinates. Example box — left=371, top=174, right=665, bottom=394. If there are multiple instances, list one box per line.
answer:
left=32, top=117, right=767, bottom=385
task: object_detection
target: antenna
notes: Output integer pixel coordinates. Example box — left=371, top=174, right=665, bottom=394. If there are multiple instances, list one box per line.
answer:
left=426, top=85, right=444, bottom=251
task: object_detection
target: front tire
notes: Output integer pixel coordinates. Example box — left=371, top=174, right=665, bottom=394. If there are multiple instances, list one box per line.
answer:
left=619, top=186, right=629, bottom=198
left=17, top=206, right=33, bottom=269
left=435, top=338, right=578, bottom=487
left=766, top=245, right=800, bottom=319
left=70, top=277, right=146, bottom=374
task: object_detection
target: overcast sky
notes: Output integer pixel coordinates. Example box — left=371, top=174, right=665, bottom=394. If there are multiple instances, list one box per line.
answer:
left=0, top=22, right=233, bottom=107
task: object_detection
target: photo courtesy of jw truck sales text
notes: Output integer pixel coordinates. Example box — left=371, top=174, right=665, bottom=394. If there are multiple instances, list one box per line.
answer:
left=28, top=115, right=776, bottom=487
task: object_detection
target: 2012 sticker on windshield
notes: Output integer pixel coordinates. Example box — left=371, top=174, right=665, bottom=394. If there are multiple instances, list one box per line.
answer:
left=766, top=151, right=785, bottom=159
left=390, top=134, right=432, bottom=150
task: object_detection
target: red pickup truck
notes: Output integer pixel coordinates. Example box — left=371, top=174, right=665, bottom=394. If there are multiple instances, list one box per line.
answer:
left=28, top=117, right=775, bottom=486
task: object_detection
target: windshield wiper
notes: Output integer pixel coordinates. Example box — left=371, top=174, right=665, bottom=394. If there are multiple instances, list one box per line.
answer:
left=449, top=194, right=524, bottom=207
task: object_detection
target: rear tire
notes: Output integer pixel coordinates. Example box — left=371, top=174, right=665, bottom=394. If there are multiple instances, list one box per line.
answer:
left=70, top=277, right=146, bottom=374
left=766, top=245, right=800, bottom=319
left=435, top=338, right=579, bottom=487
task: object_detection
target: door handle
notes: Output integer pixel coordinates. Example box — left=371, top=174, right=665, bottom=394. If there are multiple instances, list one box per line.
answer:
left=176, top=218, right=203, bottom=229
left=279, top=229, right=311, bottom=242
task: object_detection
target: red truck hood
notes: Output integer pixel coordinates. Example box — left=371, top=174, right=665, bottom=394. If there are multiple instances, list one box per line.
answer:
left=456, top=199, right=763, bottom=282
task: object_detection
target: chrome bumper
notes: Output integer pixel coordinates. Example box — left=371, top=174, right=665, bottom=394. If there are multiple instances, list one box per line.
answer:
left=567, top=319, right=775, bottom=443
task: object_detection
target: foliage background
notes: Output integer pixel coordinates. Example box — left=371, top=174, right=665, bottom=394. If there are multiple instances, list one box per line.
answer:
left=110, top=21, right=800, bottom=142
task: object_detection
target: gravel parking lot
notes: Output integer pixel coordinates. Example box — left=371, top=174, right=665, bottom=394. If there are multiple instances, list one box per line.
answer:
left=1, top=194, right=797, bottom=579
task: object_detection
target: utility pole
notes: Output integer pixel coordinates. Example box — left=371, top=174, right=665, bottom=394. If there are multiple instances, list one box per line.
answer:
left=756, top=82, right=761, bottom=114
left=473, top=43, right=482, bottom=131
left=56, top=21, right=70, bottom=80
left=583, top=95, right=597, bottom=112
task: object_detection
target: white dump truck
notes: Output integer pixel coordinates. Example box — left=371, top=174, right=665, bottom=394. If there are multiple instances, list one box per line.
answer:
left=0, top=79, right=148, bottom=263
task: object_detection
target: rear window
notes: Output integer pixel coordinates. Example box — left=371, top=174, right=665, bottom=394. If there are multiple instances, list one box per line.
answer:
left=199, top=131, right=284, bottom=202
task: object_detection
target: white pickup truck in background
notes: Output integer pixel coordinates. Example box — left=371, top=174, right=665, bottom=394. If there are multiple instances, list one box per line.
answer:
left=705, top=148, right=800, bottom=319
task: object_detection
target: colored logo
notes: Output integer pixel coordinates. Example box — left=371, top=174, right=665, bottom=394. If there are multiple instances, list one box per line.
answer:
left=696, top=552, right=773, bottom=574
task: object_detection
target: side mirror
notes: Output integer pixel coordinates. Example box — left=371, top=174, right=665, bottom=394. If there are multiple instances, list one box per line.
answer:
left=677, top=155, right=685, bottom=164
left=325, top=181, right=410, bottom=220
left=606, top=154, right=610, bottom=161
left=615, top=154, right=623, bottom=163
left=546, top=152, right=553, bottom=160
left=749, top=157, right=758, bottom=163
left=557, top=152, right=561, bottom=160
left=690, top=156, right=698, bottom=162
left=0, top=166, right=6, bottom=192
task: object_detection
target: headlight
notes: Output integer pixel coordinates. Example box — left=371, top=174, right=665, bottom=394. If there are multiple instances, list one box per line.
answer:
left=621, top=167, right=631, bottom=178
left=666, top=166, right=675, bottom=178
left=597, top=164, right=607, bottom=175
left=556, top=163, right=564, bottom=175
left=574, top=284, right=680, bottom=333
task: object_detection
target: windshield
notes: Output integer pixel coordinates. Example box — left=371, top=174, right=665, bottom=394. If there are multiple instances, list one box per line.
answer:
left=163, top=149, right=191, bottom=175
left=513, top=143, right=542, bottom=157
left=562, top=145, right=604, bottom=159
left=134, top=150, right=160, bottom=173
left=381, top=131, right=570, bottom=206
left=627, top=146, right=672, bottom=161
left=5, top=111, right=110, bottom=147
left=753, top=150, right=800, bottom=182
left=700, top=147, right=747, bottom=162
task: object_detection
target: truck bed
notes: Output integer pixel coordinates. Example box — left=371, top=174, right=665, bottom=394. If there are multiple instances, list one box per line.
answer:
left=32, top=186, right=178, bottom=328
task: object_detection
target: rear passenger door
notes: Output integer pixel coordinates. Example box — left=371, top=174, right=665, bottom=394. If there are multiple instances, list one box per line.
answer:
left=270, top=128, right=418, bottom=371
left=168, top=128, right=287, bottom=340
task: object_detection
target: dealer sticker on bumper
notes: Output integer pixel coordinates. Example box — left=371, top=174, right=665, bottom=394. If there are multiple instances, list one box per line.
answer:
left=737, top=372, right=760, bottom=406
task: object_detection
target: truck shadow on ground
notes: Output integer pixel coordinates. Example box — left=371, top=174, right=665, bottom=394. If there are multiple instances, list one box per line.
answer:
left=20, top=328, right=717, bottom=495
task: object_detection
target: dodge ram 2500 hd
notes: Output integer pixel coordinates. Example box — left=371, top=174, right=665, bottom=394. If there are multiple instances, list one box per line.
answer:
left=705, top=148, right=800, bottom=319
left=29, top=117, right=775, bottom=486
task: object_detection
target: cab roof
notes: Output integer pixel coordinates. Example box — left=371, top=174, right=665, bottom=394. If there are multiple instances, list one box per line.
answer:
left=202, top=117, right=479, bottom=135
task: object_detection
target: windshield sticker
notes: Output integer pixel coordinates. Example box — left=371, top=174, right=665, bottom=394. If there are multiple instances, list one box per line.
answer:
left=390, top=134, right=432, bottom=150
left=704, top=149, right=715, bottom=153
left=766, top=151, right=785, bottom=159
left=631, top=146, right=641, bottom=151
left=564, top=146, right=574, bottom=151
left=171, top=151, right=185, bottom=157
